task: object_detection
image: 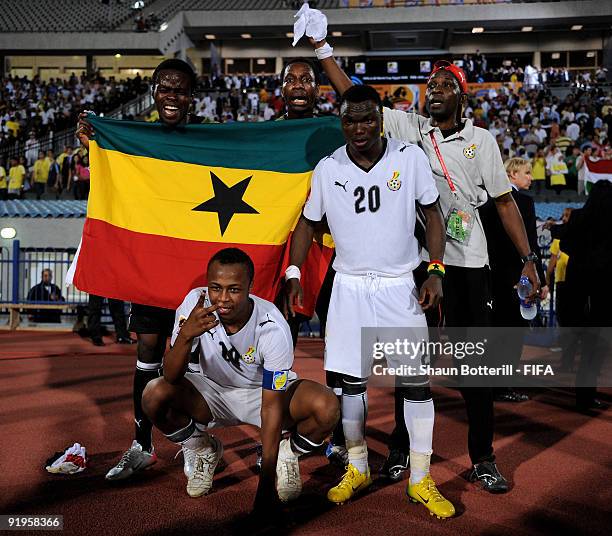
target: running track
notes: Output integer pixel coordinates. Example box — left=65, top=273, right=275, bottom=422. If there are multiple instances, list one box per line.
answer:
left=0, top=331, right=610, bottom=536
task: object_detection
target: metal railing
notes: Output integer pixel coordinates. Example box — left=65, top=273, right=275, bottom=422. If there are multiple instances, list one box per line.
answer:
left=106, top=91, right=154, bottom=119
left=0, top=241, right=87, bottom=306
left=0, top=92, right=154, bottom=164
left=0, top=128, right=79, bottom=166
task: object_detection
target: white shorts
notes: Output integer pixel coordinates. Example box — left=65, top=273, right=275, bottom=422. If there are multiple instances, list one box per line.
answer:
left=185, top=373, right=297, bottom=429
left=324, top=272, right=429, bottom=379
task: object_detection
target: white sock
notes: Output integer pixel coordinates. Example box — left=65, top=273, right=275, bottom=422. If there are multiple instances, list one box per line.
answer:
left=409, top=450, right=431, bottom=485
left=347, top=443, right=368, bottom=474
left=280, top=437, right=298, bottom=460
left=403, top=398, right=434, bottom=484
left=182, top=428, right=213, bottom=451
left=342, top=390, right=369, bottom=473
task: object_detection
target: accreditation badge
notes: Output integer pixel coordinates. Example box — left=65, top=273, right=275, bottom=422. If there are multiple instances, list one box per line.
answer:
left=445, top=193, right=475, bottom=244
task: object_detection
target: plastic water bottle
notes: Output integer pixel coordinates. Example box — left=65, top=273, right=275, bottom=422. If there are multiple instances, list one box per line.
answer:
left=517, top=275, right=537, bottom=320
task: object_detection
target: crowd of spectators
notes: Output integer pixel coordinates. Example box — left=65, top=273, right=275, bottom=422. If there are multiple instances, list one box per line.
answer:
left=0, top=144, right=89, bottom=201
left=454, top=53, right=608, bottom=87
left=463, top=84, right=612, bottom=195
left=0, top=72, right=148, bottom=156
left=2, top=65, right=610, bottom=201
left=187, top=72, right=611, bottom=199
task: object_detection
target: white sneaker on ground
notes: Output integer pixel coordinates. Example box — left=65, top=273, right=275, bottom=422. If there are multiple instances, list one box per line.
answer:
left=276, top=438, right=302, bottom=503
left=186, top=436, right=224, bottom=498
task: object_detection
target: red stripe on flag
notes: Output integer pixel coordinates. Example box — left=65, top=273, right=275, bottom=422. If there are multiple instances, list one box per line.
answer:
left=586, top=157, right=612, bottom=174
left=74, top=218, right=286, bottom=310
left=73, top=218, right=332, bottom=317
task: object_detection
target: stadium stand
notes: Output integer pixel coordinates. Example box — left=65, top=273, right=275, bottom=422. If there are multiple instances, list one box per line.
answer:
left=0, top=0, right=340, bottom=34
left=0, top=0, right=156, bottom=33
left=0, top=0, right=559, bottom=35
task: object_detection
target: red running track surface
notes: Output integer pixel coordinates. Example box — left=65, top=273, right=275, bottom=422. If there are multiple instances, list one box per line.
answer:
left=0, top=331, right=611, bottom=535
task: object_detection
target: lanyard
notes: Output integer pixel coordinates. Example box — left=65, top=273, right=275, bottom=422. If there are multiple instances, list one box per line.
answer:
left=429, top=131, right=457, bottom=193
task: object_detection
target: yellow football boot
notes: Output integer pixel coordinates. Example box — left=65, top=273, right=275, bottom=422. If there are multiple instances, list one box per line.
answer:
left=327, top=463, right=372, bottom=504
left=407, top=474, right=455, bottom=519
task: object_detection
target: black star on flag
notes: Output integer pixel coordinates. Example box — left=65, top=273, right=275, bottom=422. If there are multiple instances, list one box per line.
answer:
left=192, top=171, right=259, bottom=235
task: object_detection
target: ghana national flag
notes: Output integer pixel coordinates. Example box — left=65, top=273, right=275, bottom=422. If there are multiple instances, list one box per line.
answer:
left=69, top=114, right=344, bottom=315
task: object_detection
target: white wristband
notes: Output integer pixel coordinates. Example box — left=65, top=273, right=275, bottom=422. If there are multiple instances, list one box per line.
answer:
left=314, top=42, right=334, bottom=61
left=285, top=265, right=301, bottom=281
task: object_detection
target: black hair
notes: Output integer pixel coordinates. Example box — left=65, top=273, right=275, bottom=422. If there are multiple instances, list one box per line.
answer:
left=282, top=58, right=321, bottom=86
left=152, top=58, right=197, bottom=92
left=208, top=247, right=255, bottom=283
left=341, top=84, right=382, bottom=112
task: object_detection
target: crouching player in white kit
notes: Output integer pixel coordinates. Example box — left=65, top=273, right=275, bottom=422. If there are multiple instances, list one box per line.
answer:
left=286, top=85, right=455, bottom=518
left=142, top=248, right=339, bottom=513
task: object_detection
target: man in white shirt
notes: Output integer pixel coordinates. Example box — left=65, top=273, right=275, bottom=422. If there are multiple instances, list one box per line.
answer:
left=142, top=247, right=339, bottom=516
left=567, top=121, right=580, bottom=142
left=535, top=124, right=548, bottom=144
left=286, top=85, right=455, bottom=518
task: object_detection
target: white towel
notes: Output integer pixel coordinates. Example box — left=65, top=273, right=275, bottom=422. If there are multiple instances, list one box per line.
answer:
left=292, top=2, right=328, bottom=46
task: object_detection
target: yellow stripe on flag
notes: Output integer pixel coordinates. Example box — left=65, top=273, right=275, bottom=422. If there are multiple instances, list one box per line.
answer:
left=88, top=142, right=311, bottom=245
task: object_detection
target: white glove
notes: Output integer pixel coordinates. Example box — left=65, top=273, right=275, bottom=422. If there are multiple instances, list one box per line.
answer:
left=292, top=2, right=328, bottom=47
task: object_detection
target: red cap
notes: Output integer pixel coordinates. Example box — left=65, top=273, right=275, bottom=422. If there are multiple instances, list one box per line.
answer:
left=428, top=60, right=468, bottom=94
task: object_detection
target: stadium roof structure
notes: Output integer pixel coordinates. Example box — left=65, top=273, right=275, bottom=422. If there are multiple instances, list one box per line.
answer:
left=0, top=201, right=87, bottom=219
left=0, top=1, right=610, bottom=56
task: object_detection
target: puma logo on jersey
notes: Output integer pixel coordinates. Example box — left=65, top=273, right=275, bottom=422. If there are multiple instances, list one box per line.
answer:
left=258, top=314, right=275, bottom=327
left=334, top=180, right=349, bottom=191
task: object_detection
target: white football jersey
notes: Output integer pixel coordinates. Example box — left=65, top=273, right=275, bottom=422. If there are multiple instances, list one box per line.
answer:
left=304, top=138, right=439, bottom=277
left=171, top=288, right=296, bottom=389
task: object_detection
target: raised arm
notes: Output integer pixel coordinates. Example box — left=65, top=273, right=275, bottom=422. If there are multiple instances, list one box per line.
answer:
left=310, top=38, right=353, bottom=97
left=164, top=292, right=219, bottom=384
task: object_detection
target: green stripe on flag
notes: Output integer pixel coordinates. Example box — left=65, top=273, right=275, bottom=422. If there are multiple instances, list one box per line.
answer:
left=89, top=114, right=345, bottom=174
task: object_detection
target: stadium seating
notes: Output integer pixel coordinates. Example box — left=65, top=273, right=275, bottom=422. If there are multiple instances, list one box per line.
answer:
left=0, top=0, right=154, bottom=33
left=0, top=1, right=342, bottom=34
left=135, top=0, right=340, bottom=30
